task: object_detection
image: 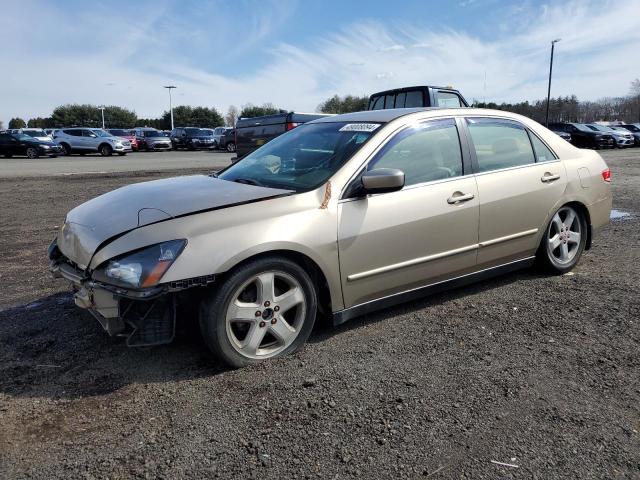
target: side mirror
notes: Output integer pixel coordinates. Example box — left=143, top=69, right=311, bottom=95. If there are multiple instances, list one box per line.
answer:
left=361, top=168, right=405, bottom=194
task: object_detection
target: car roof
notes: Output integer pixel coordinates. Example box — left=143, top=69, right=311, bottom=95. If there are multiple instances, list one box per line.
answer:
left=309, top=107, right=473, bottom=124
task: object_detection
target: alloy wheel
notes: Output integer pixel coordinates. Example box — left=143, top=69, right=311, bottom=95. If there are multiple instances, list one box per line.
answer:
left=547, top=206, right=581, bottom=265
left=26, top=147, right=38, bottom=159
left=227, top=142, right=236, bottom=152
left=225, top=270, right=306, bottom=360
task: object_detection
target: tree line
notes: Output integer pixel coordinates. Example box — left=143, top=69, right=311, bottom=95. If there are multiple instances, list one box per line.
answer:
left=6, top=79, right=640, bottom=130
left=7, top=103, right=287, bottom=130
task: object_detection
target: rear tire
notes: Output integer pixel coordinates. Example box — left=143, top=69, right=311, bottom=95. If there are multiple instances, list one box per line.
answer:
left=536, top=204, right=587, bottom=274
left=226, top=142, right=236, bottom=152
left=200, top=257, right=317, bottom=368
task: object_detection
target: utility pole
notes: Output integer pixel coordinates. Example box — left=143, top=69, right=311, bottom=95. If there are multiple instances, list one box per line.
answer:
left=163, top=86, right=177, bottom=130
left=99, top=106, right=105, bottom=129
left=545, top=38, right=561, bottom=127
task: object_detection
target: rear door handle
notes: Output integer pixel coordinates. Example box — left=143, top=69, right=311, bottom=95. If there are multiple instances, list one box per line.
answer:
left=541, top=173, right=560, bottom=183
left=447, top=192, right=475, bottom=204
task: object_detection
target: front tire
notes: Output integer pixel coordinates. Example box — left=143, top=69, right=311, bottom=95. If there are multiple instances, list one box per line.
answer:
left=226, top=142, right=236, bottom=153
left=59, top=143, right=71, bottom=156
left=536, top=205, right=587, bottom=274
left=200, top=257, right=317, bottom=368
left=100, top=144, right=113, bottom=156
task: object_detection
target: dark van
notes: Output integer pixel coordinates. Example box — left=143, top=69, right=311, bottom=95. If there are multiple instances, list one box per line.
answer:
left=235, top=112, right=332, bottom=159
left=367, top=85, right=468, bottom=110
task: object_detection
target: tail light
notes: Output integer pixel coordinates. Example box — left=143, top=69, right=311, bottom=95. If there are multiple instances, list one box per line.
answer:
left=601, top=168, right=611, bottom=183
left=286, top=122, right=300, bottom=131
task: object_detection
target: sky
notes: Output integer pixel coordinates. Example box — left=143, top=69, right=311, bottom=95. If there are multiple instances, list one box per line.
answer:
left=1, top=0, right=639, bottom=124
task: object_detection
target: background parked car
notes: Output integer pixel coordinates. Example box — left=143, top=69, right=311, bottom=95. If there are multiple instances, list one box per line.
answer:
left=8, top=128, right=52, bottom=141
left=218, top=128, right=236, bottom=152
left=107, top=129, right=139, bottom=151
left=548, top=127, right=572, bottom=143
left=0, top=131, right=62, bottom=158
left=368, top=85, right=468, bottom=109
left=547, top=123, right=615, bottom=149
left=210, top=126, right=233, bottom=149
left=235, top=112, right=332, bottom=159
left=585, top=124, right=633, bottom=148
left=619, top=123, right=640, bottom=146
left=53, top=128, right=132, bottom=156
left=170, top=127, right=216, bottom=150
left=133, top=128, right=172, bottom=151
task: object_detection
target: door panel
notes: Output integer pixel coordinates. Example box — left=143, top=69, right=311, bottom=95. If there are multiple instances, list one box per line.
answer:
left=338, top=177, right=479, bottom=308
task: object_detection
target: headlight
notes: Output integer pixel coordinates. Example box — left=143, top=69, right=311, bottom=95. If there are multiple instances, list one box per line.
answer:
left=93, top=239, right=186, bottom=289
left=41, top=144, right=51, bottom=149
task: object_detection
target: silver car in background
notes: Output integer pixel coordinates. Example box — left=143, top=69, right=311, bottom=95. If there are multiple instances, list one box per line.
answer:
left=53, top=128, right=132, bottom=156
left=586, top=124, right=633, bottom=148
left=49, top=108, right=612, bottom=368
left=133, top=128, right=172, bottom=151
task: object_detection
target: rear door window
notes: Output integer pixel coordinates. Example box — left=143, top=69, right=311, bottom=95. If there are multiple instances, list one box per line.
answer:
left=395, top=92, right=406, bottom=108
left=370, top=96, right=384, bottom=110
left=529, top=133, right=556, bottom=163
left=384, top=95, right=395, bottom=109
left=466, top=118, right=535, bottom=173
left=404, top=90, right=424, bottom=108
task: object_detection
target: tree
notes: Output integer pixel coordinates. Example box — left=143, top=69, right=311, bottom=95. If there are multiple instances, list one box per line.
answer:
left=8, top=117, right=26, bottom=129
left=225, top=105, right=239, bottom=126
left=50, top=104, right=137, bottom=128
left=162, top=106, right=224, bottom=128
left=239, top=103, right=282, bottom=118
left=317, top=94, right=369, bottom=114
left=136, top=118, right=167, bottom=130
left=28, top=117, right=54, bottom=128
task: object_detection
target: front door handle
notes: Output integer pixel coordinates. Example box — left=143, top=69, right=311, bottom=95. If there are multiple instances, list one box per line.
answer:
left=541, top=173, right=560, bottom=183
left=447, top=192, right=475, bottom=204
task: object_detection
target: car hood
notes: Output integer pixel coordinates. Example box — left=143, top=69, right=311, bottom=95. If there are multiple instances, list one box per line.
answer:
left=57, top=175, right=293, bottom=269
left=27, top=138, right=57, bottom=146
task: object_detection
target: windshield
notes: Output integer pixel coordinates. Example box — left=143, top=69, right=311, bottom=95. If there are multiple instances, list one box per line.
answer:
left=14, top=134, right=34, bottom=141
left=185, top=127, right=206, bottom=136
left=143, top=130, right=161, bottom=137
left=91, top=129, right=113, bottom=137
left=574, top=124, right=596, bottom=132
left=201, top=129, right=214, bottom=136
left=218, top=122, right=379, bottom=191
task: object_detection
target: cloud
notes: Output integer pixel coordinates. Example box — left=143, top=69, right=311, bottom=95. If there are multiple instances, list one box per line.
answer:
left=0, top=0, right=638, bottom=123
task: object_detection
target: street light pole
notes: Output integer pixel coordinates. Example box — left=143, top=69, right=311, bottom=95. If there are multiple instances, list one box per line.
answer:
left=99, top=107, right=105, bottom=129
left=163, top=86, right=177, bottom=130
left=545, top=38, right=561, bottom=127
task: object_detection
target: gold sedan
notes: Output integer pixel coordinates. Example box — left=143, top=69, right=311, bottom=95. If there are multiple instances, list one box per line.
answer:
left=50, top=108, right=612, bottom=367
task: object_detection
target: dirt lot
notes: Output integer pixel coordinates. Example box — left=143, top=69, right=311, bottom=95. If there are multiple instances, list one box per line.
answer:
left=0, top=150, right=638, bottom=479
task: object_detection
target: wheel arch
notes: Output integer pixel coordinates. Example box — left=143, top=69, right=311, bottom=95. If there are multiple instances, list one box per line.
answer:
left=217, top=249, right=335, bottom=318
left=565, top=200, right=592, bottom=250
left=98, top=142, right=112, bottom=152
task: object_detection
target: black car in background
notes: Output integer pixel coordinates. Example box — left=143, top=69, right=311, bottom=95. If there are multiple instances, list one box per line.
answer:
left=368, top=85, right=468, bottom=110
left=218, top=128, right=236, bottom=152
left=235, top=112, right=331, bottom=159
left=0, top=131, right=62, bottom=158
left=619, top=123, right=640, bottom=146
left=547, top=123, right=615, bottom=149
left=170, top=127, right=216, bottom=150
left=548, top=126, right=572, bottom=142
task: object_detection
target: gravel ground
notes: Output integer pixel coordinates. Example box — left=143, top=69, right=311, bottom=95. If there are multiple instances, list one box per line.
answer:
left=0, top=150, right=638, bottom=479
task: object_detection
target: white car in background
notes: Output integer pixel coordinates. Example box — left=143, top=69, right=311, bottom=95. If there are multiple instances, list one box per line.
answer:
left=8, top=128, right=52, bottom=142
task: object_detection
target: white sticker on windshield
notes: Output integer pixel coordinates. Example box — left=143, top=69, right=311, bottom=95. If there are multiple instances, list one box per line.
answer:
left=339, top=123, right=381, bottom=133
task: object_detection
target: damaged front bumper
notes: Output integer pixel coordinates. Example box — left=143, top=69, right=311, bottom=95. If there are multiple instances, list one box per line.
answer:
left=49, top=244, right=214, bottom=347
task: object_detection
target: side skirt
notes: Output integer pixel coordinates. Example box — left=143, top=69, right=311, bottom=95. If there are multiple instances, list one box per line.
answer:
left=332, top=256, right=535, bottom=326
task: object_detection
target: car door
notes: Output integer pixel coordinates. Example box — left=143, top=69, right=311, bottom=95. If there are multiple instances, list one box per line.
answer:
left=82, top=129, right=99, bottom=151
left=338, top=118, right=480, bottom=308
left=464, top=117, right=567, bottom=267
